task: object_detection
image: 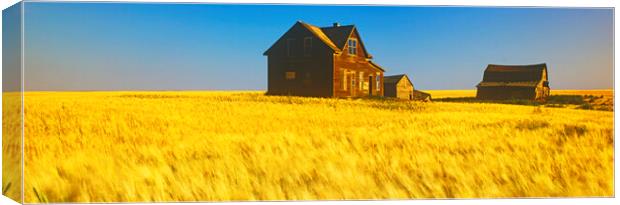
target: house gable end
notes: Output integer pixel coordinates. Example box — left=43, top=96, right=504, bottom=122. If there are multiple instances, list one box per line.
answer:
left=342, top=28, right=372, bottom=58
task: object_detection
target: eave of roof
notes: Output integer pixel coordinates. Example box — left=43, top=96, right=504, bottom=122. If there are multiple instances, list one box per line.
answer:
left=368, top=61, right=386, bottom=72
left=299, top=22, right=341, bottom=52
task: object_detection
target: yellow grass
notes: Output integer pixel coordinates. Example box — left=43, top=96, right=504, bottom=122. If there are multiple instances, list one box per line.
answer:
left=2, top=91, right=614, bottom=202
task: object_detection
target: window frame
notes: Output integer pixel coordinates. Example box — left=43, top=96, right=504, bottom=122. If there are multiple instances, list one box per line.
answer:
left=303, top=37, right=312, bottom=56
left=287, top=38, right=295, bottom=57
left=376, top=75, right=381, bottom=91
left=359, top=72, right=364, bottom=90
left=285, top=71, right=296, bottom=80
left=347, top=38, right=357, bottom=56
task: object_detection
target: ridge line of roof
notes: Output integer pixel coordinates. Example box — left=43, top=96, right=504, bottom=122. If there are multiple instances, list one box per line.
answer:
left=488, top=63, right=547, bottom=67
left=298, top=21, right=341, bottom=52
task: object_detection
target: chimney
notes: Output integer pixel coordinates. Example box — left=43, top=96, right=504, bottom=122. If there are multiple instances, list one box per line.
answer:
left=333, top=22, right=340, bottom=27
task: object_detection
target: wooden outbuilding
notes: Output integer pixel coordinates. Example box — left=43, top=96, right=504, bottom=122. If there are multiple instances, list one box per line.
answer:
left=476, top=63, right=550, bottom=101
left=383, top=74, right=431, bottom=101
left=263, top=21, right=385, bottom=97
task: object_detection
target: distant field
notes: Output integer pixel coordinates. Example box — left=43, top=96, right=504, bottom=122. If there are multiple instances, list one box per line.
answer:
left=2, top=91, right=614, bottom=202
left=423, top=90, right=478, bottom=98
left=424, top=89, right=613, bottom=99
left=425, top=90, right=613, bottom=111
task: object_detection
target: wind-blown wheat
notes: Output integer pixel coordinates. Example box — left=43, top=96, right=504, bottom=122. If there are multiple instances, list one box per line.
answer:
left=3, top=91, right=613, bottom=202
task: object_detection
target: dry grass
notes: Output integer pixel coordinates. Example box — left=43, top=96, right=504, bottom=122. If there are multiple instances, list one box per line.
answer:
left=2, top=91, right=614, bottom=202
left=2, top=92, right=22, bottom=203
left=422, top=90, right=477, bottom=99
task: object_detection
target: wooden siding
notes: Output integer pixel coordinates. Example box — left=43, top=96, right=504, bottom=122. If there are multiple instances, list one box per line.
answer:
left=267, top=23, right=334, bottom=97
left=384, top=77, right=414, bottom=100
left=266, top=22, right=384, bottom=98
left=476, top=85, right=549, bottom=101
left=332, top=31, right=383, bottom=98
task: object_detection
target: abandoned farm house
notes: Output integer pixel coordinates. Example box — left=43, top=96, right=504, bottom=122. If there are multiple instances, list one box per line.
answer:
left=476, top=63, right=550, bottom=101
left=263, top=21, right=386, bottom=97
left=383, top=74, right=431, bottom=101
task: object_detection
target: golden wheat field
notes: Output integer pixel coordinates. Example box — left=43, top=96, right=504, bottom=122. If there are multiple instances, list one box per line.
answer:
left=1, top=90, right=614, bottom=203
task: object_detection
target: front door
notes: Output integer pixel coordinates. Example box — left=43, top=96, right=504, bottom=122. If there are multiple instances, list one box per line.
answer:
left=349, top=73, right=355, bottom=97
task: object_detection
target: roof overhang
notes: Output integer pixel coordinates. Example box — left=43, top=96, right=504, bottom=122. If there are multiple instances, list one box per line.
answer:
left=368, top=60, right=385, bottom=72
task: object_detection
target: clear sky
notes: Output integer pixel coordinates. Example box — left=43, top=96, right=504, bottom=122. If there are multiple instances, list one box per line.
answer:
left=20, top=2, right=613, bottom=91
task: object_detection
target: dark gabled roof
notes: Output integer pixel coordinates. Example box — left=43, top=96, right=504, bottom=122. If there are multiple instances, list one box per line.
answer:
left=320, top=25, right=372, bottom=58
left=320, top=25, right=355, bottom=50
left=263, top=21, right=373, bottom=58
left=384, top=74, right=413, bottom=87
left=477, top=63, right=548, bottom=87
left=263, top=21, right=340, bottom=55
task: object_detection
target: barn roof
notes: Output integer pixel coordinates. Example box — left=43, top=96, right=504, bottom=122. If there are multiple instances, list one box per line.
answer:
left=263, top=21, right=373, bottom=58
left=384, top=74, right=413, bottom=86
left=477, top=81, right=540, bottom=87
left=477, top=63, right=548, bottom=87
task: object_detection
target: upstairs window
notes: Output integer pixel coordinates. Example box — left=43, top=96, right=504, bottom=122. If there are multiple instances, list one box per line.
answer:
left=348, top=38, right=357, bottom=55
left=287, top=38, right=295, bottom=57
left=304, top=37, right=312, bottom=56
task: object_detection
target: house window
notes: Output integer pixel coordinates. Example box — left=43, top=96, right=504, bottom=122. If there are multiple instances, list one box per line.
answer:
left=304, top=37, right=312, bottom=56
left=376, top=75, right=380, bottom=91
left=351, top=73, right=356, bottom=90
left=287, top=38, right=295, bottom=57
left=348, top=38, right=357, bottom=55
left=359, top=72, right=364, bottom=90
left=285, top=71, right=296, bottom=80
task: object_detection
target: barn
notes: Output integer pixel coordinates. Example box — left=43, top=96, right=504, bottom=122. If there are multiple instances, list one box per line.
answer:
left=476, top=63, right=550, bottom=101
left=263, top=21, right=385, bottom=98
left=383, top=74, right=431, bottom=101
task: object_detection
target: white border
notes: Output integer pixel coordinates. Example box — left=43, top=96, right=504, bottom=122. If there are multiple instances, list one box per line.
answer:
left=0, top=1, right=617, bottom=205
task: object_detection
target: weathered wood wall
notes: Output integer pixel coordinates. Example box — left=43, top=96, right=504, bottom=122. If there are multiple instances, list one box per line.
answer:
left=267, top=24, right=334, bottom=97
left=384, top=77, right=414, bottom=100
left=332, top=31, right=383, bottom=98
left=476, top=86, right=538, bottom=100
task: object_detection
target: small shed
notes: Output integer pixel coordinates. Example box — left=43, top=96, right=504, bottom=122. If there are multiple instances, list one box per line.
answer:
left=476, top=63, right=550, bottom=101
left=384, top=74, right=431, bottom=101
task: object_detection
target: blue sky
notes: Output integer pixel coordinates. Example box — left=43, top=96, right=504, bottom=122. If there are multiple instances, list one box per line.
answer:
left=20, top=2, right=613, bottom=90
